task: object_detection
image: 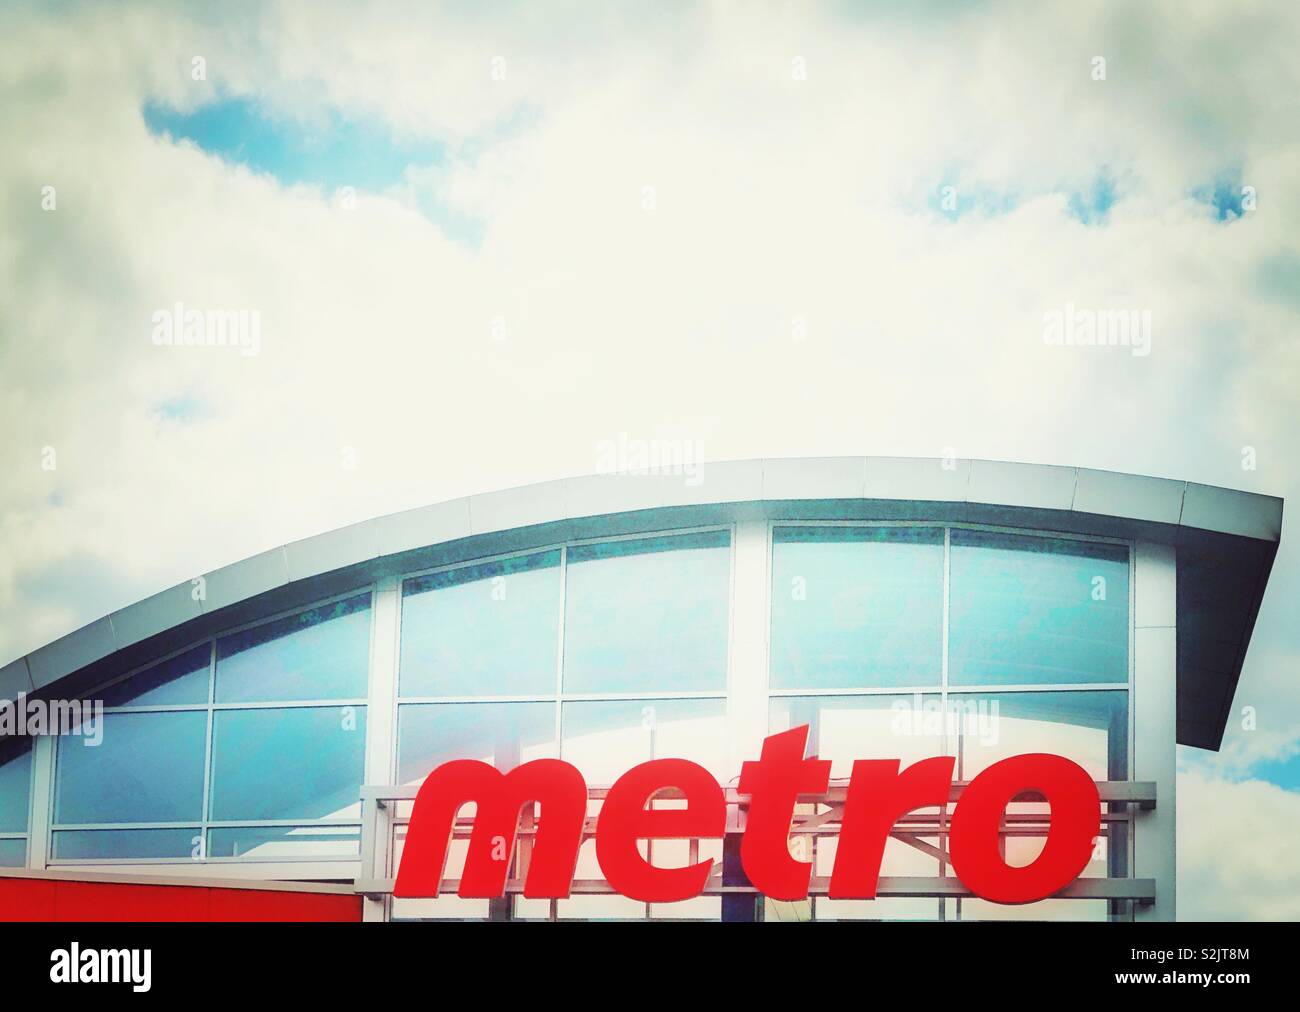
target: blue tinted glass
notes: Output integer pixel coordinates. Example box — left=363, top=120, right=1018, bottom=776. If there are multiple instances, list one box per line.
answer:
left=771, top=527, right=944, bottom=689
left=949, top=532, right=1129, bottom=685
left=215, top=594, right=372, bottom=703
left=562, top=697, right=728, bottom=783
left=99, top=644, right=210, bottom=707
left=400, top=551, right=561, bottom=697
left=947, top=690, right=1128, bottom=781
left=52, top=828, right=198, bottom=860
left=209, top=706, right=367, bottom=820
left=397, top=702, right=556, bottom=784
left=54, top=711, right=207, bottom=824
left=207, top=825, right=360, bottom=860
left=563, top=531, right=730, bottom=693
left=0, top=737, right=33, bottom=833
left=0, top=838, right=25, bottom=866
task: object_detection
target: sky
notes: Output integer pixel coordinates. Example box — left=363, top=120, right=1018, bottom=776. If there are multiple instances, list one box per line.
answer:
left=1, top=0, right=1298, bottom=919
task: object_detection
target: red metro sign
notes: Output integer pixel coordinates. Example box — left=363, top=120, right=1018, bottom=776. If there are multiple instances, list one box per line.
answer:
left=394, top=725, right=1101, bottom=905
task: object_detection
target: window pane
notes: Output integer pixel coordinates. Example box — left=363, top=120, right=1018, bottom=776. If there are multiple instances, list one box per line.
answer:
left=54, top=711, right=207, bottom=824
left=0, top=838, right=25, bottom=867
left=769, top=694, right=946, bottom=778
left=0, top=736, right=34, bottom=833
left=207, top=825, right=360, bottom=860
left=209, top=706, right=367, bottom=821
left=99, top=644, right=210, bottom=708
left=215, top=594, right=372, bottom=704
left=948, top=691, right=1128, bottom=782
left=563, top=531, right=730, bottom=694
left=949, top=531, right=1128, bottom=685
left=562, top=697, right=729, bottom=785
left=771, top=527, right=944, bottom=689
left=397, top=701, right=557, bottom=786
left=52, top=828, right=198, bottom=861
left=400, top=551, right=560, bottom=698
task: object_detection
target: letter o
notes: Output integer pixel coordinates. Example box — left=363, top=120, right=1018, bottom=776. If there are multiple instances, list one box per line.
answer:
left=949, top=753, right=1100, bottom=904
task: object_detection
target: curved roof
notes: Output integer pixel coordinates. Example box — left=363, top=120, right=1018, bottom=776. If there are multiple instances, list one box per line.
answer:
left=0, top=456, right=1283, bottom=750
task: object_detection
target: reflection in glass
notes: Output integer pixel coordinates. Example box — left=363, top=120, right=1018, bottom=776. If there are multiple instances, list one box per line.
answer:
left=769, top=694, right=947, bottom=778
left=52, top=828, right=198, bottom=861
left=949, top=531, right=1128, bottom=685
left=99, top=644, right=210, bottom=708
left=215, top=594, right=371, bottom=704
left=562, top=697, right=728, bottom=785
left=0, top=838, right=25, bottom=867
left=400, top=551, right=561, bottom=698
left=207, top=825, right=360, bottom=860
left=948, top=691, right=1128, bottom=782
left=563, top=532, right=730, bottom=694
left=771, top=527, right=944, bottom=689
left=54, top=711, right=207, bottom=824
left=0, top=736, right=34, bottom=834
left=209, top=707, right=366, bottom=820
left=397, top=701, right=557, bottom=786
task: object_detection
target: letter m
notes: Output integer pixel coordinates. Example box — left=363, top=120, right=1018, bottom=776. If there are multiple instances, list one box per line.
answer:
left=393, top=759, right=587, bottom=899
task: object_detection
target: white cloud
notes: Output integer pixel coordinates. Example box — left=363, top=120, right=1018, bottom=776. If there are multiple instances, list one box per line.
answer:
left=1178, top=770, right=1300, bottom=920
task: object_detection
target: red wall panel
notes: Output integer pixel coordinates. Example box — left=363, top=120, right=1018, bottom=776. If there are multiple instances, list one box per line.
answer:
left=0, top=877, right=362, bottom=922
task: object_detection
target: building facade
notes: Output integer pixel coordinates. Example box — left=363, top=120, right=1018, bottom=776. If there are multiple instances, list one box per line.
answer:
left=0, top=457, right=1282, bottom=921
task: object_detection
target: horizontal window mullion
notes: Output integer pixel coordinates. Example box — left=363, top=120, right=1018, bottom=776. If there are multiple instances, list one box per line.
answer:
left=946, top=683, right=1130, bottom=694
left=51, top=822, right=200, bottom=831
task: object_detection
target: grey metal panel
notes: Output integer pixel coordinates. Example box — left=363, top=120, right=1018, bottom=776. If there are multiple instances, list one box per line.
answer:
left=284, top=517, right=383, bottom=583
left=374, top=498, right=472, bottom=559
left=761, top=456, right=867, bottom=501
left=0, top=657, right=33, bottom=704
left=967, top=459, right=1077, bottom=511
left=562, top=460, right=764, bottom=519
left=27, top=617, right=117, bottom=689
left=109, top=582, right=204, bottom=650
left=1074, top=468, right=1186, bottom=526
left=468, top=478, right=571, bottom=535
left=198, top=547, right=291, bottom=615
left=864, top=455, right=970, bottom=501
left=1181, top=482, right=1283, bottom=540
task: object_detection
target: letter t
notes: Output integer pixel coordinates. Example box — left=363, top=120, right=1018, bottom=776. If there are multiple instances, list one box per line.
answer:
left=738, top=726, right=831, bottom=901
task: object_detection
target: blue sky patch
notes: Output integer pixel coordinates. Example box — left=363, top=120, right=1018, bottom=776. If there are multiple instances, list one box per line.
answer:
left=1067, top=171, right=1117, bottom=225
left=1191, top=172, right=1247, bottom=221
left=143, top=95, right=446, bottom=194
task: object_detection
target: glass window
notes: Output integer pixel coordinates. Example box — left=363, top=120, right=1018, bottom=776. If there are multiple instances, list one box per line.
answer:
left=400, top=551, right=561, bottom=698
left=215, top=594, right=372, bottom=704
left=51, top=828, right=198, bottom=861
left=209, top=706, right=367, bottom=821
left=99, top=644, right=210, bottom=708
left=0, top=736, right=34, bottom=834
left=54, top=711, right=207, bottom=824
left=948, top=690, right=1128, bottom=782
left=0, top=838, right=26, bottom=867
left=563, top=531, right=730, bottom=695
left=771, top=527, right=944, bottom=690
left=207, top=825, right=360, bottom=860
left=949, top=531, right=1128, bottom=685
left=769, top=694, right=947, bottom=777
left=397, top=701, right=557, bottom=786
left=562, top=697, right=729, bottom=785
